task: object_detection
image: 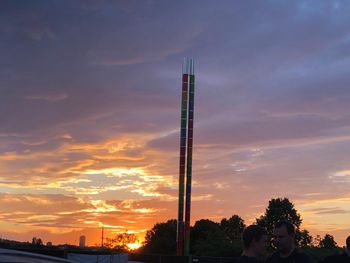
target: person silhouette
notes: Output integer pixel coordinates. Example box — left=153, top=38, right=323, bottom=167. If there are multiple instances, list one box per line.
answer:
left=265, top=221, right=312, bottom=263
left=319, top=235, right=350, bottom=263
left=236, top=225, right=268, bottom=263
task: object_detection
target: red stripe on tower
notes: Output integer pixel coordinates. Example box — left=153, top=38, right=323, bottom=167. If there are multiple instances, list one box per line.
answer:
left=176, top=58, right=189, bottom=256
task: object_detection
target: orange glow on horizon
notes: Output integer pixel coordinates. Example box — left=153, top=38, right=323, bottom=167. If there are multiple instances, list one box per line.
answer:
left=126, top=243, right=142, bottom=250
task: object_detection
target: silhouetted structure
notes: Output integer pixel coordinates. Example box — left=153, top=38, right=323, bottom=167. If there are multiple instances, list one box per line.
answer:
left=177, top=58, right=195, bottom=256
left=79, top=236, right=85, bottom=248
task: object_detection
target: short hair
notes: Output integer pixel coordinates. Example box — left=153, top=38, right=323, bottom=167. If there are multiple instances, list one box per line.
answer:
left=274, top=221, right=295, bottom=235
left=242, top=225, right=267, bottom=249
left=346, top=236, right=350, bottom=249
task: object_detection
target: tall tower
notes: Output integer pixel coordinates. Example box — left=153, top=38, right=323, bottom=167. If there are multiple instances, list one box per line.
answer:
left=177, top=58, right=195, bottom=256
left=184, top=59, right=195, bottom=256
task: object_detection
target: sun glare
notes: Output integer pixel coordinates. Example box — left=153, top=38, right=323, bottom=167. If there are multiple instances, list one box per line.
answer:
left=126, top=243, right=142, bottom=250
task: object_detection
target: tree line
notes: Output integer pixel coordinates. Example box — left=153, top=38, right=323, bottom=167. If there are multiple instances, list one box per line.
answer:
left=138, top=198, right=338, bottom=257
left=25, top=197, right=339, bottom=261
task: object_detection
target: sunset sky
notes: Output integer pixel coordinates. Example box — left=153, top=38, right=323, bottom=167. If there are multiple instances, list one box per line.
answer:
left=0, top=1, right=349, bottom=247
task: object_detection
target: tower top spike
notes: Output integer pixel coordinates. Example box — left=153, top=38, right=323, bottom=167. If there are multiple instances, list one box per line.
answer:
left=182, top=58, right=188, bottom=74
left=182, top=57, right=194, bottom=75
left=190, top=58, right=194, bottom=75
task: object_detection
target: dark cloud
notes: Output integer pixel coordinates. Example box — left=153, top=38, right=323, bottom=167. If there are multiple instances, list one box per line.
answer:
left=1, top=0, right=350, bottom=139
left=307, top=207, right=350, bottom=215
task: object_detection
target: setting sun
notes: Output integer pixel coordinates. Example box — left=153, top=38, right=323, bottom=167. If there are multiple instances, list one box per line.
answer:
left=126, top=243, right=142, bottom=251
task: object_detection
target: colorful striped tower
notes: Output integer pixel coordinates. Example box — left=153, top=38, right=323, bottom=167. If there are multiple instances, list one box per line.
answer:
left=176, top=58, right=189, bottom=256
left=184, top=59, right=195, bottom=256
left=177, top=58, right=195, bottom=256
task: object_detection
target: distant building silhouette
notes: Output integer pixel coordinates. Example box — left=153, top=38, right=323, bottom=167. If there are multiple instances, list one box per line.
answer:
left=46, top=241, right=52, bottom=246
left=79, top=235, right=86, bottom=248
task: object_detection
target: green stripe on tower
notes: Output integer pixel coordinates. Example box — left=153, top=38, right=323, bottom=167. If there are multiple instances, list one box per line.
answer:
left=177, top=72, right=188, bottom=256
left=184, top=63, right=195, bottom=256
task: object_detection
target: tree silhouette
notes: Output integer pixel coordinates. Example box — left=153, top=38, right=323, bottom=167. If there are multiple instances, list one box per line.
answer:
left=318, top=234, right=337, bottom=249
left=256, top=197, right=302, bottom=237
left=191, top=219, right=234, bottom=256
left=142, top=219, right=177, bottom=254
left=31, top=237, right=43, bottom=246
left=313, top=235, right=322, bottom=247
left=142, top=198, right=317, bottom=256
left=105, top=231, right=138, bottom=251
left=220, top=215, right=245, bottom=249
left=297, top=229, right=313, bottom=248
left=191, top=219, right=220, bottom=242
left=255, top=197, right=314, bottom=248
